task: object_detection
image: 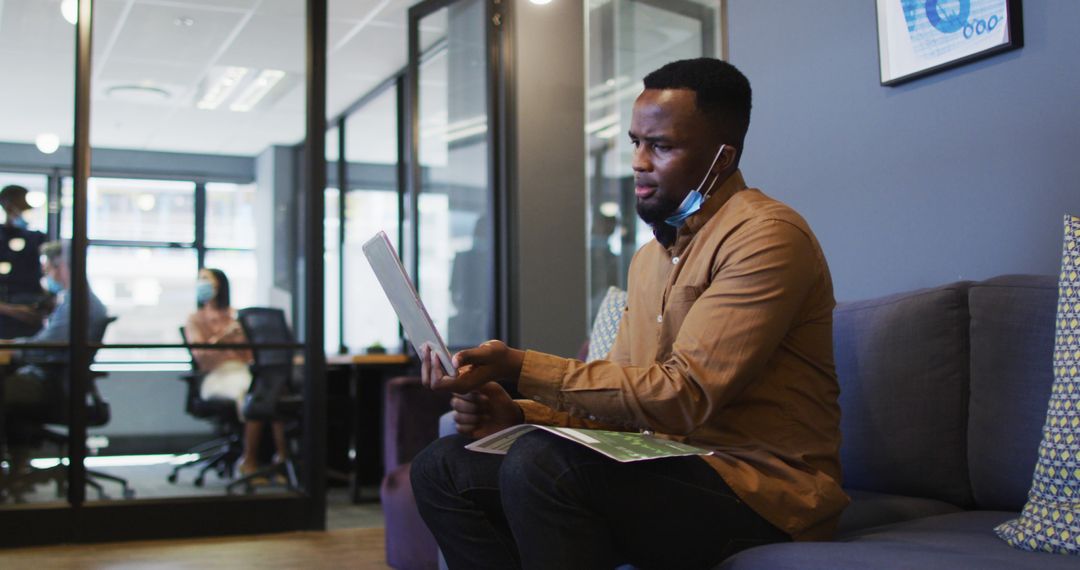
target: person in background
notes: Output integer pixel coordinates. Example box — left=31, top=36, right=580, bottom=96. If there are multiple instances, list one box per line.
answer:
left=2, top=240, right=109, bottom=474
left=0, top=185, right=49, bottom=339
left=184, top=268, right=287, bottom=479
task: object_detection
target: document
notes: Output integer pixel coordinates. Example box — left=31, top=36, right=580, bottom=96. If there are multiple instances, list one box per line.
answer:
left=465, top=424, right=713, bottom=463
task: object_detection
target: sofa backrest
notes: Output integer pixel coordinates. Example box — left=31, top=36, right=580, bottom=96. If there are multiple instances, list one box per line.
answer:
left=834, top=281, right=974, bottom=507
left=967, top=274, right=1058, bottom=511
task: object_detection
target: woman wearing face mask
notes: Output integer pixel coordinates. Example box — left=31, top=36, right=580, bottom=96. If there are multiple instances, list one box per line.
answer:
left=184, top=268, right=287, bottom=480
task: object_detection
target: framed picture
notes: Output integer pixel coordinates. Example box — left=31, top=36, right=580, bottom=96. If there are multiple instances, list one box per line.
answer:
left=876, top=0, right=1023, bottom=86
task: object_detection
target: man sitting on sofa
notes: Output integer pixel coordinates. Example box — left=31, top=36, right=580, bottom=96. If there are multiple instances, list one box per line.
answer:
left=411, top=58, right=849, bottom=569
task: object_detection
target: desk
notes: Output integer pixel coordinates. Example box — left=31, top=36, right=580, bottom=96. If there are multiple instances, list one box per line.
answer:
left=326, top=353, right=412, bottom=503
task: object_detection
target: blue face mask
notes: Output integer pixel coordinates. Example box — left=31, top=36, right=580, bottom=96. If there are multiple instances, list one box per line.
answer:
left=664, top=144, right=727, bottom=228
left=44, top=275, right=63, bottom=294
left=10, top=217, right=27, bottom=230
left=196, top=280, right=215, bottom=305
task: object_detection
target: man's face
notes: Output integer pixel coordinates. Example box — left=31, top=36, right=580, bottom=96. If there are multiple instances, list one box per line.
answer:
left=629, top=89, right=722, bottom=226
left=43, top=259, right=68, bottom=289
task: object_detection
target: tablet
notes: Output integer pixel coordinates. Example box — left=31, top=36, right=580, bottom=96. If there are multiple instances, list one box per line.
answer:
left=362, top=231, right=457, bottom=377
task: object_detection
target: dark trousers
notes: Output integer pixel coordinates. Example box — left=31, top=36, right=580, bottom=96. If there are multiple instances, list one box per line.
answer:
left=411, top=431, right=789, bottom=570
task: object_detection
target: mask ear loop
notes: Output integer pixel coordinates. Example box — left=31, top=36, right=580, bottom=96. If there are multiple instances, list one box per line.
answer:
left=696, top=144, right=727, bottom=201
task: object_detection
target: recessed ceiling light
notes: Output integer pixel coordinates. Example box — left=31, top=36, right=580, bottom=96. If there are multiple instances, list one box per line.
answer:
left=106, top=84, right=171, bottom=103
left=229, top=69, right=286, bottom=112
left=61, top=0, right=77, bottom=25
left=529, top=0, right=553, bottom=4
left=175, top=16, right=195, bottom=27
left=35, top=133, right=60, bottom=154
left=196, top=66, right=250, bottom=110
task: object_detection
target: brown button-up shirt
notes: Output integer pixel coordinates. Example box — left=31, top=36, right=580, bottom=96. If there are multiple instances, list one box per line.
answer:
left=516, top=170, right=848, bottom=541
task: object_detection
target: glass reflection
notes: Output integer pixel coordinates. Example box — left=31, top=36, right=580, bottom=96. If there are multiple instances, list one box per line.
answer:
left=417, top=0, right=493, bottom=349
left=586, top=0, right=717, bottom=320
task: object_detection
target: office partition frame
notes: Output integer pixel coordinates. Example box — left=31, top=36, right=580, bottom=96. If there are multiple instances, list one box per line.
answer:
left=405, top=0, right=511, bottom=348
left=0, top=0, right=329, bottom=546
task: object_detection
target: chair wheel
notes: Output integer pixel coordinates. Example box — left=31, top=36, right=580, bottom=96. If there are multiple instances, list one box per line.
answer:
left=194, top=477, right=205, bottom=487
left=167, top=473, right=178, bottom=484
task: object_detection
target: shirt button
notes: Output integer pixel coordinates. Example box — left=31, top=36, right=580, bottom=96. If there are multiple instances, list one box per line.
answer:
left=672, top=256, right=680, bottom=264
left=656, top=314, right=663, bottom=323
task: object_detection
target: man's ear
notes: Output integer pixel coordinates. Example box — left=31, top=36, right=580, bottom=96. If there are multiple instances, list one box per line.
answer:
left=716, top=145, right=738, bottom=175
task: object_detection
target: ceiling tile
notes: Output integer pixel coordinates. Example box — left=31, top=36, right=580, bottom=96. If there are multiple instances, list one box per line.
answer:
left=218, top=13, right=304, bottom=73
left=109, top=3, right=246, bottom=66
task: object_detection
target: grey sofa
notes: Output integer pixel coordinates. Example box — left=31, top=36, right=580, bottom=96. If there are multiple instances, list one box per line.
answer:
left=724, top=274, right=1076, bottom=569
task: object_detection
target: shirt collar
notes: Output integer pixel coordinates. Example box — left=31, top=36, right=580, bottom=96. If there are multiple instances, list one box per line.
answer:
left=667, top=169, right=747, bottom=255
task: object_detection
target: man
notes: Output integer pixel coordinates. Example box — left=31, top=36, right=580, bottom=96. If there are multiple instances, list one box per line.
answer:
left=3, top=240, right=108, bottom=417
left=412, top=58, right=848, bottom=569
left=0, top=185, right=48, bottom=338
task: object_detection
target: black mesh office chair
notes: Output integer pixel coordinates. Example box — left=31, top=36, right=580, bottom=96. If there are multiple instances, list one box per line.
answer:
left=166, top=327, right=243, bottom=487
left=226, top=307, right=302, bottom=494
left=4, top=316, right=134, bottom=501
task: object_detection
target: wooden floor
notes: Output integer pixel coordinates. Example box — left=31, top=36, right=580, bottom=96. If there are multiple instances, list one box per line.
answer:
left=0, top=527, right=390, bottom=569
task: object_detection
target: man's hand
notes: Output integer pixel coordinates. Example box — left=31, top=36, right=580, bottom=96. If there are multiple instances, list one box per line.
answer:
left=421, top=340, right=525, bottom=393
left=0, top=302, right=43, bottom=325
left=451, top=382, right=524, bottom=439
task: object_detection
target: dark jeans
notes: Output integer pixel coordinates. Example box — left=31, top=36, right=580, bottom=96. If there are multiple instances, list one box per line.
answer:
left=411, top=431, right=790, bottom=570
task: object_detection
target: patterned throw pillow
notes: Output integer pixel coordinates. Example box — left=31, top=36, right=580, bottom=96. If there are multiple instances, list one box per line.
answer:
left=996, top=214, right=1080, bottom=554
left=586, top=286, right=627, bottom=363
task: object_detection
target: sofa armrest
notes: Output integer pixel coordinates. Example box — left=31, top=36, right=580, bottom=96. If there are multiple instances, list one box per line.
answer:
left=383, top=375, right=452, bottom=475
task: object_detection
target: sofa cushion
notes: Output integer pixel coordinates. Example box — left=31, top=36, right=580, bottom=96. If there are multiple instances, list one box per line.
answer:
left=834, top=282, right=973, bottom=507
left=968, top=275, right=1058, bottom=511
left=381, top=463, right=440, bottom=570
left=836, top=489, right=963, bottom=536
left=586, top=286, right=627, bottom=362
left=721, top=511, right=1077, bottom=569
left=996, top=214, right=1080, bottom=554
left=383, top=376, right=452, bottom=475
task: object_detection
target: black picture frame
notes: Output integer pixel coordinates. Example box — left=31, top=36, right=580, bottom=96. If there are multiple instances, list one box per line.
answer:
left=876, top=0, right=1023, bottom=86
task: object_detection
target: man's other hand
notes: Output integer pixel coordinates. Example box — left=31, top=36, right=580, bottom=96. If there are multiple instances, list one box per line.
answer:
left=452, top=382, right=524, bottom=439
left=422, top=340, right=524, bottom=393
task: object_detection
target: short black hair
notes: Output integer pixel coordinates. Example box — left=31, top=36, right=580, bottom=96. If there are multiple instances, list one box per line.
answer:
left=204, top=267, right=231, bottom=309
left=643, top=58, right=752, bottom=160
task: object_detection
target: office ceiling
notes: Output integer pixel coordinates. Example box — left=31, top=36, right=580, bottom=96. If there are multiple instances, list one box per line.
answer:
left=0, top=0, right=440, bottom=159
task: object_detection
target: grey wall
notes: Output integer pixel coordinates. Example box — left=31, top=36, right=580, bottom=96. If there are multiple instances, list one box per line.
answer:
left=510, top=0, right=588, bottom=356
left=727, top=0, right=1080, bottom=301
left=93, top=371, right=211, bottom=437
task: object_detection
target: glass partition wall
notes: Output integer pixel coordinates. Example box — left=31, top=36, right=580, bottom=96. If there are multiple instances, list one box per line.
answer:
left=0, top=0, right=328, bottom=544
left=586, top=0, right=719, bottom=321
left=0, top=0, right=75, bottom=507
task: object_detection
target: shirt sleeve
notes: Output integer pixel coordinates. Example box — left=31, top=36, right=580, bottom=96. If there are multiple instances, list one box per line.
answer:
left=517, top=220, right=819, bottom=435
left=29, top=297, right=69, bottom=344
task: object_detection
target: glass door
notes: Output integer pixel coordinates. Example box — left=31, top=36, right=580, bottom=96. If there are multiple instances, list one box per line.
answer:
left=407, top=0, right=501, bottom=351
left=585, top=0, right=719, bottom=321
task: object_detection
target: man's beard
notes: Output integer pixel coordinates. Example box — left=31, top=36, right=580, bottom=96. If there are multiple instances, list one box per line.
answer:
left=635, top=192, right=681, bottom=226
left=636, top=193, right=681, bottom=247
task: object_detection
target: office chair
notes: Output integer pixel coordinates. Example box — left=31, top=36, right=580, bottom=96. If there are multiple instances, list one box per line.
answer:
left=226, top=307, right=302, bottom=494
left=166, top=326, right=243, bottom=487
left=4, top=316, right=135, bottom=501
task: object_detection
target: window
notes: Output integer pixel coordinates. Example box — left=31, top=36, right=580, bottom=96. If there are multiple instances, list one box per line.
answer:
left=61, top=177, right=257, bottom=363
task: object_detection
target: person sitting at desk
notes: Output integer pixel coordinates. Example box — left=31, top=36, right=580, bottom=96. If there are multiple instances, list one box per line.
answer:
left=2, top=240, right=108, bottom=473
left=184, top=268, right=287, bottom=480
